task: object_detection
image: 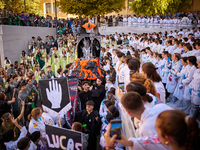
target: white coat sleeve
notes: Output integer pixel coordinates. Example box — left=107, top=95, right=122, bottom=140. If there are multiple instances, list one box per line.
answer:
left=8, top=127, right=27, bottom=149
left=182, top=68, right=196, bottom=85
left=128, top=136, right=171, bottom=150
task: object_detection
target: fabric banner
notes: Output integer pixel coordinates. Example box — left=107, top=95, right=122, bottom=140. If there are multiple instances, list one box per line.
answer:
left=64, top=76, right=80, bottom=127
left=46, top=124, right=83, bottom=150
left=71, top=71, right=80, bottom=77
left=39, top=78, right=71, bottom=116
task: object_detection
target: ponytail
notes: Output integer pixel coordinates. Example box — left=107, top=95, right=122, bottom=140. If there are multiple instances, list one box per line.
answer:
left=144, top=79, right=157, bottom=96
left=141, top=94, right=153, bottom=103
left=156, top=110, right=200, bottom=150
left=27, top=114, right=32, bottom=121
left=108, top=105, right=119, bottom=118
left=185, top=117, right=200, bottom=150
left=28, top=107, right=41, bottom=121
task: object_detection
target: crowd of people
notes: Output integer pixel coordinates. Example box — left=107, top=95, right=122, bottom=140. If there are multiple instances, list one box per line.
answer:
left=1, top=9, right=200, bottom=28
left=0, top=20, right=200, bottom=150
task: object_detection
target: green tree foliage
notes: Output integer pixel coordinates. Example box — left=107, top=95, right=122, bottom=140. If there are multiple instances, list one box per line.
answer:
left=129, top=0, right=192, bottom=16
left=0, top=0, right=43, bottom=15
left=58, top=0, right=126, bottom=16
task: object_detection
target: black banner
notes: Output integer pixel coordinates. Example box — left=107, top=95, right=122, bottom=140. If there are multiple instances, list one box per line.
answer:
left=46, top=124, right=83, bottom=150
left=65, top=77, right=79, bottom=126
left=39, top=78, right=71, bottom=116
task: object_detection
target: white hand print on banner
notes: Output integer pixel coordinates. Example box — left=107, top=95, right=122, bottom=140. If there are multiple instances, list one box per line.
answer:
left=46, top=79, right=62, bottom=109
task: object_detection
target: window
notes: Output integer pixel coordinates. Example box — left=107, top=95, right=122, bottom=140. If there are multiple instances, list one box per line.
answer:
left=53, top=3, right=59, bottom=13
left=46, top=3, right=51, bottom=14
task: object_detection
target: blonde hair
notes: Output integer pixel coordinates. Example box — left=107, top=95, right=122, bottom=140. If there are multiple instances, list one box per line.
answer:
left=1, top=113, right=11, bottom=127
left=130, top=72, right=157, bottom=96
left=28, top=107, right=41, bottom=121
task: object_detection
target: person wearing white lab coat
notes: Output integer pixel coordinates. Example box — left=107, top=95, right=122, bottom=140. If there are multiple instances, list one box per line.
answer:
left=173, top=58, right=190, bottom=109
left=28, top=107, right=46, bottom=146
left=161, top=53, right=171, bottom=84
left=2, top=120, right=27, bottom=150
left=120, top=92, right=172, bottom=138
left=180, top=56, right=197, bottom=114
left=141, top=62, right=166, bottom=103
left=128, top=16, right=132, bottom=27
left=166, top=54, right=182, bottom=94
left=189, top=59, right=200, bottom=118
left=165, top=41, right=175, bottom=55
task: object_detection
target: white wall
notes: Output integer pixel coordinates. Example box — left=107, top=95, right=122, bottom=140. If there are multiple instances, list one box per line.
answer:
left=0, top=25, right=56, bottom=67
left=0, top=26, right=4, bottom=67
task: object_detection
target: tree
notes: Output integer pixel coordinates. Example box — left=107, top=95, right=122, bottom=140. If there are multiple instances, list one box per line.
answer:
left=0, top=0, right=43, bottom=16
left=58, top=0, right=126, bottom=16
left=129, top=0, right=192, bottom=16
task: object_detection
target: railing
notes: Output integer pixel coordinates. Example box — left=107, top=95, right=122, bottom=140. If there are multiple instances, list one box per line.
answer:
left=100, top=21, right=200, bottom=29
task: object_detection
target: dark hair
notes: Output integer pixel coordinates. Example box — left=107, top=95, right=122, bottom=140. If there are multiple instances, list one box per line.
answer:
left=2, top=129, right=14, bottom=142
left=174, top=53, right=181, bottom=61
left=28, top=131, right=41, bottom=142
left=126, top=82, right=153, bottom=103
left=106, top=113, right=114, bottom=123
left=104, top=100, right=113, bottom=108
left=81, top=80, right=89, bottom=86
left=185, top=43, right=192, bottom=51
left=142, top=62, right=162, bottom=82
left=109, top=87, right=115, bottom=95
left=187, top=56, right=197, bottom=67
left=109, top=76, right=115, bottom=84
left=156, top=110, right=200, bottom=150
left=128, top=58, right=140, bottom=73
left=0, top=93, right=5, bottom=100
left=57, top=68, right=63, bottom=74
left=20, top=83, right=26, bottom=89
left=66, top=63, right=73, bottom=69
left=116, top=52, right=125, bottom=58
left=107, top=91, right=116, bottom=105
left=182, top=57, right=188, bottom=63
left=17, top=137, right=30, bottom=150
left=121, top=92, right=143, bottom=112
left=72, top=122, right=82, bottom=132
left=86, top=100, right=94, bottom=106
left=108, top=105, right=119, bottom=118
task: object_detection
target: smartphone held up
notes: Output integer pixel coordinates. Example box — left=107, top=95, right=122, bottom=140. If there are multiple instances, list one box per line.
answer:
left=110, top=119, right=122, bottom=140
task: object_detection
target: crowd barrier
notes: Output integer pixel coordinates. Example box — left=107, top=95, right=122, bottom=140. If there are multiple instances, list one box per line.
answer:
left=101, top=22, right=200, bottom=29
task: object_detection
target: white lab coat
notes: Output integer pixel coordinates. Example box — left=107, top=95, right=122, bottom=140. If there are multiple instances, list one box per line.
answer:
left=29, top=117, right=46, bottom=141
left=161, top=59, right=169, bottom=84
left=135, top=104, right=172, bottom=137
left=129, top=136, right=171, bottom=150
left=166, top=45, right=175, bottom=54
left=188, top=69, right=200, bottom=105
left=123, top=65, right=130, bottom=92
left=5, top=127, right=27, bottom=150
left=173, top=65, right=190, bottom=100
left=166, top=61, right=182, bottom=93
left=182, top=65, right=197, bottom=100
left=154, top=81, right=166, bottom=103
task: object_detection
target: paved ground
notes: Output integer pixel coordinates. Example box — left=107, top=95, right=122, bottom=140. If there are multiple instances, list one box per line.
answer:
left=99, top=26, right=174, bottom=34
left=98, top=25, right=196, bottom=35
